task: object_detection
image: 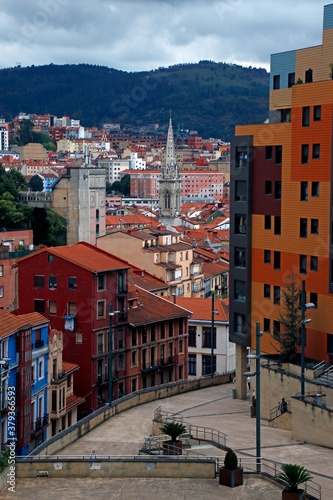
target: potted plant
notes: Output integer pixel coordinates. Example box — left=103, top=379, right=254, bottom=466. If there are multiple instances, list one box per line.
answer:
left=219, top=448, right=243, bottom=487
left=160, top=421, right=187, bottom=455
left=275, top=464, right=312, bottom=499
left=251, top=396, right=257, bottom=418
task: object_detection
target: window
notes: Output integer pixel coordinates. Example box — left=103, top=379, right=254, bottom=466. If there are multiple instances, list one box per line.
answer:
left=97, top=300, right=105, bottom=318
left=274, top=286, right=280, bottom=305
left=300, top=182, right=308, bottom=201
left=38, top=358, right=44, bottom=380
left=312, top=144, right=320, bottom=159
left=97, top=274, right=105, bottom=291
left=288, top=72, right=295, bottom=87
left=273, top=320, right=280, bottom=340
left=274, top=251, right=281, bottom=270
left=273, top=75, right=280, bottom=89
left=179, top=339, right=183, bottom=353
left=235, top=148, right=248, bottom=168
left=67, top=302, right=77, bottom=315
left=281, top=109, right=291, bottom=123
left=0, top=286, right=3, bottom=298
left=265, top=146, right=272, bottom=160
left=76, top=331, right=82, bottom=344
left=188, top=355, right=196, bottom=376
left=265, top=215, right=271, bottom=230
left=264, top=284, right=270, bottom=299
left=235, top=181, right=247, bottom=201
left=299, top=254, right=307, bottom=274
left=68, top=276, right=77, bottom=289
left=49, top=301, right=57, bottom=315
left=234, top=280, right=246, bottom=301
left=300, top=218, right=307, bottom=238
left=275, top=181, right=281, bottom=200
left=235, top=313, right=246, bottom=334
left=302, top=106, right=310, bottom=126
left=0, top=265, right=3, bottom=277
left=264, top=318, right=270, bottom=333
left=97, top=333, right=104, bottom=354
left=132, top=331, right=137, bottom=346
left=202, top=355, right=216, bottom=376
left=48, top=255, right=53, bottom=262
left=301, top=145, right=309, bottom=164
left=235, top=247, right=246, bottom=267
left=305, top=68, right=313, bottom=83
left=188, top=326, right=197, bottom=347
left=327, top=334, right=333, bottom=355
left=313, top=105, right=321, bottom=121
left=131, top=378, right=137, bottom=392
left=264, top=250, right=271, bottom=264
left=310, top=256, right=318, bottom=272
left=310, top=292, right=318, bottom=308
left=202, top=327, right=216, bottom=348
left=274, top=216, right=281, bottom=235
left=235, top=214, right=246, bottom=235
left=275, top=146, right=282, bottom=165
left=34, top=275, right=45, bottom=288
left=311, top=181, right=319, bottom=197
left=34, top=299, right=45, bottom=314
left=311, top=219, right=319, bottom=234
left=265, top=181, right=272, bottom=195
left=131, top=351, right=137, bottom=366
left=48, top=275, right=57, bottom=289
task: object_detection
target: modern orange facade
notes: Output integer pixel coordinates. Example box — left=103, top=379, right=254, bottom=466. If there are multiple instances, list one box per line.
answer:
left=230, top=4, right=333, bottom=366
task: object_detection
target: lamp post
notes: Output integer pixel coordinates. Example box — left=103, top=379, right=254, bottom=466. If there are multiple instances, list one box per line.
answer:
left=243, top=322, right=262, bottom=473
left=108, top=305, right=119, bottom=405
left=300, top=280, right=315, bottom=399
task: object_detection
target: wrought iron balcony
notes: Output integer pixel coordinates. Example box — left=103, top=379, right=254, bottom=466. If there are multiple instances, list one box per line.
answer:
left=32, top=414, right=49, bottom=435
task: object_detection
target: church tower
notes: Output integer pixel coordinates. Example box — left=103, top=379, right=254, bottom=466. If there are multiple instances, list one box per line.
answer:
left=159, top=117, right=182, bottom=222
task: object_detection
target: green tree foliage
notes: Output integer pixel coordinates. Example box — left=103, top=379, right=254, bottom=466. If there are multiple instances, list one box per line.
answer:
left=18, top=119, right=34, bottom=144
left=106, top=181, right=113, bottom=195
left=272, top=271, right=302, bottom=363
left=110, top=174, right=130, bottom=196
left=160, top=422, right=186, bottom=441
left=29, top=174, right=44, bottom=192
left=31, top=208, right=66, bottom=247
left=224, top=449, right=238, bottom=471
left=276, top=464, right=312, bottom=493
left=0, top=165, right=32, bottom=229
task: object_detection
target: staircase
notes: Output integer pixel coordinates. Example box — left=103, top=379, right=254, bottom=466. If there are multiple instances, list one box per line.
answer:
left=268, top=401, right=291, bottom=430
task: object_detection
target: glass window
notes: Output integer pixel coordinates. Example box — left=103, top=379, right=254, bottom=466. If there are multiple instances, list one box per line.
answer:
left=49, top=301, right=57, bottom=315
left=274, top=216, right=281, bottom=235
left=274, top=286, right=280, bottom=305
left=188, top=355, right=196, bottom=376
left=312, top=144, right=320, bottom=159
left=264, top=250, right=271, bottom=264
left=235, top=247, right=246, bottom=267
left=275, top=146, right=282, bottom=165
left=273, top=321, right=280, bottom=340
left=264, top=318, right=270, bottom=333
left=274, top=251, right=281, bottom=270
left=305, top=68, right=313, bottom=83
left=235, top=149, right=248, bottom=168
left=188, top=326, right=197, bottom=347
left=300, top=218, right=307, bottom=238
left=300, top=182, right=308, bottom=201
left=76, top=332, right=82, bottom=344
left=265, top=215, right=271, bottom=230
left=34, top=275, right=45, bottom=288
left=235, top=313, right=246, bottom=334
left=313, top=105, right=321, bottom=121
left=273, top=75, right=280, bottom=89
left=264, top=284, right=270, bottom=298
left=311, top=182, right=319, bottom=197
left=202, top=355, right=216, bottom=376
left=68, top=302, right=77, bottom=315
left=235, top=214, right=246, bottom=235
left=235, top=181, right=247, bottom=201
left=234, top=280, right=246, bottom=301
left=310, top=292, right=318, bottom=308
left=302, top=106, right=310, bottom=126
left=275, top=181, right=281, bottom=200
left=97, top=300, right=105, bottom=318
left=97, top=274, right=105, bottom=291
left=265, top=146, right=272, bottom=160
left=301, top=145, right=309, bottom=164
left=299, top=254, right=307, bottom=274
left=68, top=276, right=77, bottom=289
left=311, top=219, right=319, bottom=234
left=202, top=327, right=216, bottom=348
left=34, top=299, right=45, bottom=314
left=288, top=72, right=295, bottom=88
left=310, top=256, right=318, bottom=272
left=265, top=180, right=272, bottom=195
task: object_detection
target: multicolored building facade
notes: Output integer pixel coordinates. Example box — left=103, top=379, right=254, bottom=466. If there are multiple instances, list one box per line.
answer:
left=230, top=3, right=333, bottom=397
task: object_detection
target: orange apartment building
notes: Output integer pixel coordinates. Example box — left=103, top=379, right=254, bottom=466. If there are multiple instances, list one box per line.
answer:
left=230, top=3, right=333, bottom=397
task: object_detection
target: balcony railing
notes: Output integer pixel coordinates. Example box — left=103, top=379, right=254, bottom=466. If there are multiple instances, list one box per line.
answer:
left=33, top=339, right=45, bottom=349
left=32, top=414, right=49, bottom=435
left=141, top=356, right=178, bottom=373
left=117, top=312, right=127, bottom=323
left=96, top=374, right=109, bottom=385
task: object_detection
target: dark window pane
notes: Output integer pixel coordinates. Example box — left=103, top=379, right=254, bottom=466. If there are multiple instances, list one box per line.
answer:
left=273, top=75, right=280, bottom=89
left=264, top=318, right=270, bottom=332
left=264, top=250, right=271, bottom=264
left=299, top=254, right=307, bottom=274
left=274, top=286, right=280, bottom=305
left=34, top=275, right=45, bottom=288
left=311, top=182, right=319, bottom=197
left=234, top=280, right=246, bottom=302
left=310, top=292, right=318, bottom=308
left=265, top=180, right=272, bottom=195
left=235, top=247, right=246, bottom=267
left=275, top=146, right=282, bottom=164
left=235, top=214, right=246, bottom=235
left=265, top=215, right=271, bottom=230
left=300, top=182, right=308, bottom=201
left=68, top=277, right=77, bottom=289
left=235, top=181, right=247, bottom=201
left=236, top=148, right=248, bottom=168
left=274, top=251, right=281, bottom=270
left=275, top=181, right=281, bottom=200
left=265, top=146, right=272, bottom=160
left=288, top=72, right=295, bottom=87
left=312, top=144, right=320, bottom=159
left=311, top=219, right=319, bottom=234
left=273, top=320, right=280, bottom=340
left=34, top=299, right=45, bottom=314
left=310, top=256, right=318, bottom=272
left=300, top=218, right=307, bottom=238
left=313, top=105, right=321, bottom=121
left=264, top=284, right=270, bottom=298
left=302, top=106, right=310, bottom=126
left=301, top=144, right=309, bottom=164
left=274, top=216, right=281, bottom=235
left=305, top=68, right=313, bottom=83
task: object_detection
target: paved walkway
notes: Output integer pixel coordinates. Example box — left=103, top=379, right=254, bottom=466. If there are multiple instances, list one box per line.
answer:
left=6, top=383, right=332, bottom=499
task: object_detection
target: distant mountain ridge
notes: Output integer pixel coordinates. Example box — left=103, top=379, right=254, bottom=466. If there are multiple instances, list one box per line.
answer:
left=0, top=61, right=269, bottom=139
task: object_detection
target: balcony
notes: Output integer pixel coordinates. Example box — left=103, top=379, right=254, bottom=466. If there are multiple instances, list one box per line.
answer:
left=31, top=414, right=49, bottom=435
left=51, top=371, right=67, bottom=383
left=117, top=285, right=128, bottom=295
left=192, top=283, right=201, bottom=293
left=117, top=312, right=127, bottom=323
left=33, top=339, right=45, bottom=349
left=96, top=374, right=109, bottom=385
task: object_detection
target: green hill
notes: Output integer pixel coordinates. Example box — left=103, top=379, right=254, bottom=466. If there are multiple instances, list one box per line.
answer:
left=0, top=61, right=269, bottom=139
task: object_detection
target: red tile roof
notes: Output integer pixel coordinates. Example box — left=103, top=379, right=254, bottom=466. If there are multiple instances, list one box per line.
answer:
left=0, top=310, right=31, bottom=339
left=128, top=269, right=168, bottom=292
left=62, top=361, right=80, bottom=375
left=201, top=261, right=229, bottom=278
left=127, top=285, right=191, bottom=326
left=15, top=242, right=130, bottom=273
left=19, top=312, right=49, bottom=328
left=66, top=394, right=85, bottom=411
left=165, top=297, right=228, bottom=322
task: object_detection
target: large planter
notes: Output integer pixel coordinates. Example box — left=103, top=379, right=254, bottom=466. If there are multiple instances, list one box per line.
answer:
left=219, top=467, right=243, bottom=487
left=282, top=489, right=305, bottom=500
left=251, top=406, right=256, bottom=418
left=162, top=439, right=182, bottom=455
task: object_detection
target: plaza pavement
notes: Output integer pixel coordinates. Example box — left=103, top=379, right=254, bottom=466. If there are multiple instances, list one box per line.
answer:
left=5, top=383, right=332, bottom=499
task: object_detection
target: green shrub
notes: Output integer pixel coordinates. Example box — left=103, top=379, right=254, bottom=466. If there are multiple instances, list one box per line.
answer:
left=276, top=464, right=312, bottom=493
left=0, top=449, right=10, bottom=473
left=224, top=449, right=238, bottom=471
left=160, top=421, right=186, bottom=441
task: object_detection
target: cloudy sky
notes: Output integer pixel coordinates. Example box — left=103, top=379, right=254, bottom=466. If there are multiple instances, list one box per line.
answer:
left=0, top=0, right=329, bottom=72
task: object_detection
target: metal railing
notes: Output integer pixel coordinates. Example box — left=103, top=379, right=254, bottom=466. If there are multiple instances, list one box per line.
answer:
left=154, top=407, right=227, bottom=449
left=32, top=414, right=49, bottom=434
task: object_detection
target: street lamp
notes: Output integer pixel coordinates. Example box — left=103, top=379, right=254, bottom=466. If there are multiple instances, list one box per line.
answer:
left=211, top=291, right=219, bottom=377
left=301, top=280, right=315, bottom=398
left=243, top=322, right=262, bottom=473
left=108, top=305, right=119, bottom=405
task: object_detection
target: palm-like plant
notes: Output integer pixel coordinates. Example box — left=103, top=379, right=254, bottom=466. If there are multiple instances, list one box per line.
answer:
left=160, top=421, right=186, bottom=441
left=276, top=464, right=312, bottom=493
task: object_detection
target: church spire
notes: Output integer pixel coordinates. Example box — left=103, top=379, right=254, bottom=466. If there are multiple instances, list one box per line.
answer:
left=165, top=115, right=176, bottom=169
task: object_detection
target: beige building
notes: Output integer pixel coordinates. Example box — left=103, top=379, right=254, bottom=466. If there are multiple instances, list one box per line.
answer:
left=47, top=329, right=84, bottom=438
left=15, top=143, right=48, bottom=161
left=97, top=226, right=204, bottom=298
left=57, top=139, right=93, bottom=153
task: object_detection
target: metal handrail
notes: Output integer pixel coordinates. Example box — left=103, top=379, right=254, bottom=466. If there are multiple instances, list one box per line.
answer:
left=269, top=400, right=291, bottom=420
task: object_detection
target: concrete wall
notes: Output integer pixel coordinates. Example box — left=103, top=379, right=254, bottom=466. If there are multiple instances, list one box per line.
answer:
left=291, top=397, right=333, bottom=448
left=0, top=467, right=9, bottom=491
left=16, top=459, right=215, bottom=479
left=30, top=373, right=234, bottom=457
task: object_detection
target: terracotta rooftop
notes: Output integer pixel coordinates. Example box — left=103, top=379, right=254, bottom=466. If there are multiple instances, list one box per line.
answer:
left=201, top=261, right=229, bottom=278
left=127, top=285, right=191, bottom=327
left=0, top=310, right=31, bottom=339
left=165, top=297, right=229, bottom=322
left=16, top=242, right=130, bottom=273
left=66, top=394, right=85, bottom=412
left=19, top=312, right=49, bottom=328
left=62, top=361, right=80, bottom=375
left=128, top=269, right=168, bottom=292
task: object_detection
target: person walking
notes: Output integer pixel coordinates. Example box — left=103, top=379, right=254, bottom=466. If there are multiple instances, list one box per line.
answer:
left=90, top=450, right=97, bottom=459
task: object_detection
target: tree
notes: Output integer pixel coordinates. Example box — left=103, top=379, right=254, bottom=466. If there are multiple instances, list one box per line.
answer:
left=18, top=119, right=34, bottom=145
left=29, top=174, right=44, bottom=192
left=110, top=174, right=130, bottom=196
left=272, top=271, right=302, bottom=363
left=106, top=181, right=113, bottom=195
